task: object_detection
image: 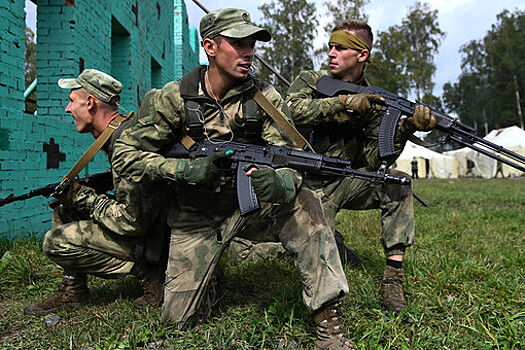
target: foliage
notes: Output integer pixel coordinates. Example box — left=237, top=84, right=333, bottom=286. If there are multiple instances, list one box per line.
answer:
left=1, top=179, right=524, bottom=348
left=368, top=2, right=445, bottom=101
left=443, top=9, right=525, bottom=132
left=257, top=0, right=319, bottom=94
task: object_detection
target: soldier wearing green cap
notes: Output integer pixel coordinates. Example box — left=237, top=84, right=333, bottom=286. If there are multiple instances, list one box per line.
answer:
left=112, top=8, right=354, bottom=349
left=24, top=69, right=171, bottom=316
left=284, top=19, right=436, bottom=316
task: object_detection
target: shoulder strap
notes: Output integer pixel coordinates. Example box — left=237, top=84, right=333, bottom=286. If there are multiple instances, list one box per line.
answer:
left=63, top=113, right=131, bottom=181
left=249, top=86, right=313, bottom=151
left=184, top=100, right=205, bottom=142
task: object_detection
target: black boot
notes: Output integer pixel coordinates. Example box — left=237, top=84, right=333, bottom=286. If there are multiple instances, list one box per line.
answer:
left=334, top=230, right=360, bottom=267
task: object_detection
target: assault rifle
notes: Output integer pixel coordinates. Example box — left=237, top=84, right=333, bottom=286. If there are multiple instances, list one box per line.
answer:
left=0, top=171, right=113, bottom=208
left=316, top=76, right=525, bottom=173
left=162, top=140, right=410, bottom=216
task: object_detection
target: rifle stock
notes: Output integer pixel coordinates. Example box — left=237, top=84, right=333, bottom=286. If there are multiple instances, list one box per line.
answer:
left=162, top=140, right=411, bottom=216
left=316, top=75, right=525, bottom=173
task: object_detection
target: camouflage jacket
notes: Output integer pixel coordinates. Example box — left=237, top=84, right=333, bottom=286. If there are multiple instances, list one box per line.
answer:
left=286, top=70, right=408, bottom=170
left=111, top=66, right=302, bottom=214
left=70, top=115, right=172, bottom=236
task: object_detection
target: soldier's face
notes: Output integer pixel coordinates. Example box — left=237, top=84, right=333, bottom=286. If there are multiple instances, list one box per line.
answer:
left=66, top=89, right=94, bottom=134
left=328, top=43, right=362, bottom=79
left=213, top=36, right=256, bottom=80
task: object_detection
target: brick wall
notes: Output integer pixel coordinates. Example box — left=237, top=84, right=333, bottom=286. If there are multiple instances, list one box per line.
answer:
left=0, top=0, right=198, bottom=237
left=174, top=0, right=199, bottom=79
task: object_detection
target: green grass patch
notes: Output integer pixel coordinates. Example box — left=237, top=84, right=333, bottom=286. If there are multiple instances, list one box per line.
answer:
left=0, top=178, right=524, bottom=349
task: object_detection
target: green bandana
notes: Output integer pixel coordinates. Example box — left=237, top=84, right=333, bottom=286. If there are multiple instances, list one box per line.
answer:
left=329, top=30, right=370, bottom=51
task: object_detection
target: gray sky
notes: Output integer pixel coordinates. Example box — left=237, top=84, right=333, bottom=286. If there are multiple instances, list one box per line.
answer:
left=25, top=0, right=524, bottom=97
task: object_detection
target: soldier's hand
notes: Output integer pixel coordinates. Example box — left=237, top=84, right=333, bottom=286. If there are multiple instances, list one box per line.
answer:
left=176, top=151, right=227, bottom=188
left=52, top=178, right=81, bottom=205
left=338, top=93, right=384, bottom=115
left=399, top=105, right=436, bottom=134
left=244, top=165, right=295, bottom=204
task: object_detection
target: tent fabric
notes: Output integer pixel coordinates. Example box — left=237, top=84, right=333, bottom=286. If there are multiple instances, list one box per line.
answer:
left=444, top=125, right=525, bottom=178
left=395, top=141, right=458, bottom=178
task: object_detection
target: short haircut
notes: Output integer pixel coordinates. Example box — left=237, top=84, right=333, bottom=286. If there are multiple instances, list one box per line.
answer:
left=332, top=19, right=373, bottom=51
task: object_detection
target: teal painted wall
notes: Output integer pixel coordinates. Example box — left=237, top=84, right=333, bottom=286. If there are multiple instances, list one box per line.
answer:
left=174, top=0, right=199, bottom=80
left=0, top=0, right=199, bottom=237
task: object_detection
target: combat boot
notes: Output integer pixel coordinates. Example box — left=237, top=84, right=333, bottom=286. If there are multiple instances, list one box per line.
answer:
left=130, top=262, right=165, bottom=306
left=334, top=230, right=360, bottom=267
left=24, top=272, right=89, bottom=315
left=312, top=304, right=357, bottom=350
left=381, top=265, right=408, bottom=311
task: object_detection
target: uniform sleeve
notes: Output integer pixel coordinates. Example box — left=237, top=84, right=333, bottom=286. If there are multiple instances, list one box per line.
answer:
left=111, top=83, right=185, bottom=183
left=285, top=70, right=346, bottom=127
left=67, top=177, right=165, bottom=237
left=258, top=82, right=303, bottom=189
left=90, top=177, right=172, bottom=236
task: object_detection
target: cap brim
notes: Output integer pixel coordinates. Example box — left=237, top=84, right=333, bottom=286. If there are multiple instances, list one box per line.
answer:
left=221, top=24, right=271, bottom=42
left=58, top=78, right=82, bottom=89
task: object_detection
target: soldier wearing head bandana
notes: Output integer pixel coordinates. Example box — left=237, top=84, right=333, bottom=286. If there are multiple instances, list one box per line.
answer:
left=285, top=19, right=435, bottom=316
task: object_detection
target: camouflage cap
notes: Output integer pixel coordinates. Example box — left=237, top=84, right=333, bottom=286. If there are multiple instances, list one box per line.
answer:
left=58, top=69, right=123, bottom=105
left=200, top=8, right=271, bottom=42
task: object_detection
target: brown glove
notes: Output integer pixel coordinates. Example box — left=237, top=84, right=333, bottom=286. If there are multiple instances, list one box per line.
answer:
left=399, top=105, right=436, bottom=134
left=338, top=93, right=384, bottom=115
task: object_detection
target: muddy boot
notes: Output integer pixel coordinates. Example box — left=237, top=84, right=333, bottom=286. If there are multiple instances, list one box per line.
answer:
left=334, top=230, right=360, bottom=267
left=381, top=265, right=408, bottom=311
left=130, top=262, right=165, bottom=306
left=313, top=304, right=356, bottom=350
left=24, top=272, right=89, bottom=316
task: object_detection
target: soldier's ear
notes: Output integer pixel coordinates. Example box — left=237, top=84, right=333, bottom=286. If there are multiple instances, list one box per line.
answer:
left=85, top=94, right=96, bottom=110
left=202, top=38, right=216, bottom=57
left=358, top=49, right=370, bottom=63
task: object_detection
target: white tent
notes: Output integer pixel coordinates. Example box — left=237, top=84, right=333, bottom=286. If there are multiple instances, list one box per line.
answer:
left=444, top=125, right=525, bottom=178
left=396, top=141, right=458, bottom=178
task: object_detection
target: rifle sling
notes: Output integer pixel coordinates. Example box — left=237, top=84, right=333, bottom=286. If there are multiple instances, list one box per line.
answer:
left=249, top=86, right=313, bottom=152
left=407, top=134, right=440, bottom=148
left=64, top=113, right=131, bottom=181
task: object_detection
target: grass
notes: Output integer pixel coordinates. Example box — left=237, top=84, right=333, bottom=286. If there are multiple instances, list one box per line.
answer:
left=0, top=178, right=524, bottom=349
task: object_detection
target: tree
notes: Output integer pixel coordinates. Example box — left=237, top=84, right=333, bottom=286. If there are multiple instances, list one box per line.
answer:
left=257, top=0, right=319, bottom=94
left=443, top=9, right=525, bottom=132
left=367, top=2, right=445, bottom=101
left=25, top=27, right=37, bottom=114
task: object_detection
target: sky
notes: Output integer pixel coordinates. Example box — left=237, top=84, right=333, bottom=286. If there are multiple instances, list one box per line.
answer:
left=25, top=0, right=524, bottom=98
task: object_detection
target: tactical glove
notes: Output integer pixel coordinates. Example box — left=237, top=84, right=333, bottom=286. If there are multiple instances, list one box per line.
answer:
left=52, top=178, right=82, bottom=206
left=399, top=105, right=436, bottom=134
left=338, top=93, right=384, bottom=115
left=175, top=151, right=227, bottom=188
left=244, top=165, right=296, bottom=204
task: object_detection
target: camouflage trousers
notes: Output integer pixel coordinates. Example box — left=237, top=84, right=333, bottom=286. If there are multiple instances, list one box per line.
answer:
left=319, top=168, right=414, bottom=256
left=42, top=206, right=139, bottom=279
left=228, top=169, right=414, bottom=260
left=162, top=186, right=349, bottom=327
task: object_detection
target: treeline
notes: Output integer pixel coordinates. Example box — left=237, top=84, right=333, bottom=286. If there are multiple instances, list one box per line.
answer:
left=24, top=2, right=524, bottom=133
left=254, top=0, right=524, bottom=134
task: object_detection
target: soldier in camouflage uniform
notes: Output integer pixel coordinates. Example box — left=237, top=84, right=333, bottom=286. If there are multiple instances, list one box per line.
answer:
left=24, top=69, right=171, bottom=316
left=110, top=8, right=377, bottom=349
left=285, top=20, right=435, bottom=312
